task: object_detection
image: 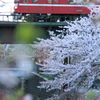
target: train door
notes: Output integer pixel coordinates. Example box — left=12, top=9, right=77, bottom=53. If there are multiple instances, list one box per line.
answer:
left=45, top=0, right=52, bottom=13
left=29, top=0, right=44, bottom=13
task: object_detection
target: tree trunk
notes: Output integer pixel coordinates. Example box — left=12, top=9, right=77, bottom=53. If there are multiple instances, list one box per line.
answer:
left=60, top=89, right=87, bottom=100
left=77, top=93, right=87, bottom=100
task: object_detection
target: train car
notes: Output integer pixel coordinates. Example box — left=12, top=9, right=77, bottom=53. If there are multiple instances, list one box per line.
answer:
left=14, top=0, right=100, bottom=21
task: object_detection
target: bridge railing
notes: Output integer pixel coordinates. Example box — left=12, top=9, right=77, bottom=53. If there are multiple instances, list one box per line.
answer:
left=0, top=14, right=24, bottom=22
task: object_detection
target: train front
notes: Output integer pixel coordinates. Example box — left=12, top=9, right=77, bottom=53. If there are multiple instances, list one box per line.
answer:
left=13, top=0, right=25, bottom=20
left=14, top=0, right=22, bottom=14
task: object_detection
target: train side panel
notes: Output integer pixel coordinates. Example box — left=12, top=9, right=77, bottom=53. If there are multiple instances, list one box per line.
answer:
left=14, top=0, right=100, bottom=15
left=14, top=0, right=91, bottom=14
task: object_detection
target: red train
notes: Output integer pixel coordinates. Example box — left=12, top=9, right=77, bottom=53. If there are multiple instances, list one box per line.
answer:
left=14, top=0, right=100, bottom=21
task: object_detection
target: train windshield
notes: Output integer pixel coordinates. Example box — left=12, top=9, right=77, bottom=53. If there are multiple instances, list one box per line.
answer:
left=14, top=0, right=28, bottom=3
left=14, top=0, right=21, bottom=3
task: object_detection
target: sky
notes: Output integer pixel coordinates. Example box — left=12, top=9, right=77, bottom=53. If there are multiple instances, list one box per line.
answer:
left=0, top=0, right=14, bottom=14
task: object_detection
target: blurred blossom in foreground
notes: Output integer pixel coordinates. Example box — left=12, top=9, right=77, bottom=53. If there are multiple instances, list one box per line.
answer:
left=0, top=70, right=19, bottom=88
left=12, top=44, right=34, bottom=77
left=0, top=44, right=34, bottom=89
left=23, top=94, right=33, bottom=100
left=16, top=56, right=33, bottom=77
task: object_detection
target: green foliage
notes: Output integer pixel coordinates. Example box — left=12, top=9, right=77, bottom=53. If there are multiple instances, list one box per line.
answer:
left=40, top=74, right=54, bottom=80
left=15, top=23, right=45, bottom=43
left=6, top=89, right=24, bottom=100
left=86, top=90, right=99, bottom=100
left=16, top=89, right=24, bottom=97
left=7, top=95, right=18, bottom=100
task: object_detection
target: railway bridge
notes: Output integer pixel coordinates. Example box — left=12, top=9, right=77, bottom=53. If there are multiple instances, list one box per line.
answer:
left=0, top=15, right=68, bottom=43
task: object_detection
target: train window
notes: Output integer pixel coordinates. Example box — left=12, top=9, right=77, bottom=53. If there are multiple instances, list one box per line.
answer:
left=54, top=0, right=58, bottom=3
left=48, top=0, right=52, bottom=3
left=68, top=0, right=74, bottom=3
left=23, top=0, right=28, bottom=3
left=32, top=0, right=38, bottom=3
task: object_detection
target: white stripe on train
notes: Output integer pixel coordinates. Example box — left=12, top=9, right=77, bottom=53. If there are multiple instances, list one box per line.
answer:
left=19, top=3, right=100, bottom=7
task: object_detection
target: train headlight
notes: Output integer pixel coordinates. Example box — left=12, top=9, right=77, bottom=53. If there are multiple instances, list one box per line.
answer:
left=14, top=4, right=18, bottom=9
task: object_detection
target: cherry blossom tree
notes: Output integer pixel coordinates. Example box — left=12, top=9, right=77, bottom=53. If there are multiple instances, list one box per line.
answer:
left=34, top=8, right=100, bottom=100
